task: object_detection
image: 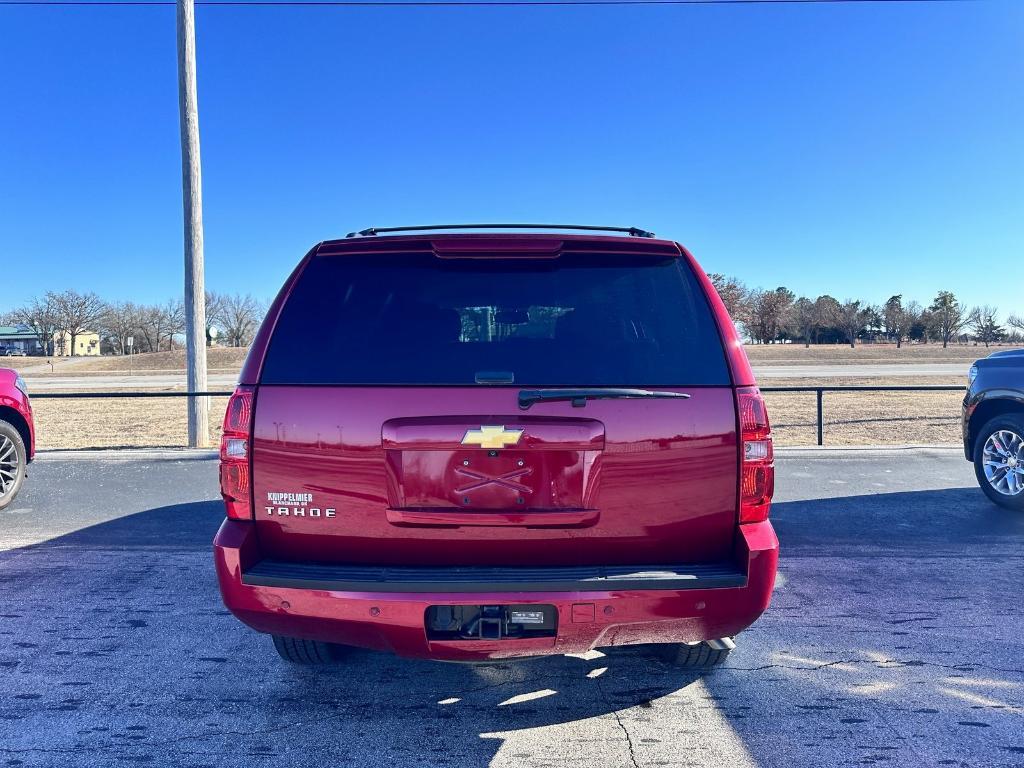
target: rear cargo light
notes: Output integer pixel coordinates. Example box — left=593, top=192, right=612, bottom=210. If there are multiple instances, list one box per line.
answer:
left=737, top=386, right=773, bottom=523
left=220, top=386, right=254, bottom=520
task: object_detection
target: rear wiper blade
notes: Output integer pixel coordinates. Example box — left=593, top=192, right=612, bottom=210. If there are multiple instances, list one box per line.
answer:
left=518, top=388, right=691, bottom=410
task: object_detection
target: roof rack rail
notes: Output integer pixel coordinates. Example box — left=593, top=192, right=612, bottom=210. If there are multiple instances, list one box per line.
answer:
left=345, top=224, right=656, bottom=239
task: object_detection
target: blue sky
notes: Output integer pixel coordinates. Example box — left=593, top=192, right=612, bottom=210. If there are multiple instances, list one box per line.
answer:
left=2, top=0, right=1022, bottom=320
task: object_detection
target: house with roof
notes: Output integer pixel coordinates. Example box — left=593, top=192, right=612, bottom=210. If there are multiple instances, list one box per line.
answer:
left=0, top=325, right=42, bottom=355
left=53, top=330, right=100, bottom=356
left=0, top=325, right=101, bottom=356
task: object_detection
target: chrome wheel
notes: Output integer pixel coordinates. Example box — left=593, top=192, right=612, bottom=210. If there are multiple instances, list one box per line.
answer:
left=982, top=429, right=1024, bottom=497
left=0, top=433, right=20, bottom=499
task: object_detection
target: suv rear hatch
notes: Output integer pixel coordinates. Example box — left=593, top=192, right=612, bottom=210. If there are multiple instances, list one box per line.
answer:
left=249, top=236, right=739, bottom=567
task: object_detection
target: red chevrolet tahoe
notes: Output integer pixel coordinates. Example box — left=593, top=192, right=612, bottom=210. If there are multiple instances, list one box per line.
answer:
left=214, top=225, right=778, bottom=666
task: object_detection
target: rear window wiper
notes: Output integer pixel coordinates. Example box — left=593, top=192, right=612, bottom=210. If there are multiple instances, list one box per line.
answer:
left=518, top=388, right=691, bottom=410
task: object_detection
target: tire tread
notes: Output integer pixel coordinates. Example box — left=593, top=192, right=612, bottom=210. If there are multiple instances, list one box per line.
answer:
left=272, top=635, right=336, bottom=664
left=665, top=642, right=730, bottom=668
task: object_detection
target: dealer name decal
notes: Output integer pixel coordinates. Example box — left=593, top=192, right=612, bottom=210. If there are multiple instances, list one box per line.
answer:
left=265, top=491, right=335, bottom=518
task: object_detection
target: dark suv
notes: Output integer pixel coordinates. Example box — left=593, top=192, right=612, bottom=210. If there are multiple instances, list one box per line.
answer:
left=963, top=348, right=1024, bottom=509
left=214, top=226, right=778, bottom=666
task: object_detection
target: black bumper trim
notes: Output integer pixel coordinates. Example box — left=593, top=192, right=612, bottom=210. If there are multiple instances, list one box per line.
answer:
left=242, top=559, right=747, bottom=593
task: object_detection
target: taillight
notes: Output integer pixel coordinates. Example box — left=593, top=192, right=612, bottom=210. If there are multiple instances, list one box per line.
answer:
left=220, top=386, right=254, bottom=519
left=737, top=386, right=773, bottom=523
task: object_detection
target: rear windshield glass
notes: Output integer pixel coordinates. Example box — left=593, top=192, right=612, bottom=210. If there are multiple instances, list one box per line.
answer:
left=261, top=252, right=730, bottom=386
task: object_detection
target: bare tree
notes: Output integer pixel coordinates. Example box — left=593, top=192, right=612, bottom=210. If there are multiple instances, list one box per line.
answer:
left=98, top=302, right=145, bottom=355
left=912, top=306, right=933, bottom=343
left=1008, top=315, right=1024, bottom=333
left=929, top=291, right=970, bottom=348
left=134, top=306, right=157, bottom=353
left=214, top=293, right=263, bottom=347
left=864, top=304, right=884, bottom=341
left=746, top=287, right=794, bottom=344
left=971, top=305, right=1005, bottom=348
left=789, top=297, right=817, bottom=348
left=16, top=294, right=61, bottom=356
left=52, top=290, right=107, bottom=356
left=205, top=291, right=227, bottom=346
left=838, top=300, right=870, bottom=349
left=883, top=295, right=912, bottom=348
left=902, top=300, right=924, bottom=342
left=159, top=300, right=185, bottom=351
left=134, top=301, right=184, bottom=353
left=707, top=274, right=749, bottom=324
left=812, top=295, right=842, bottom=343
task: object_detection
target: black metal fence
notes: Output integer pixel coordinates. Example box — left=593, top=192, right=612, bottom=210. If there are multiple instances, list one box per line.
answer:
left=759, top=385, right=965, bottom=445
left=31, top=384, right=966, bottom=446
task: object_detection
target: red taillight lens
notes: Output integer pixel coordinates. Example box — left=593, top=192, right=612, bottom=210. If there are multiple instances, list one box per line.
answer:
left=737, top=387, right=773, bottom=523
left=223, top=390, right=252, bottom=433
left=220, top=387, right=254, bottom=520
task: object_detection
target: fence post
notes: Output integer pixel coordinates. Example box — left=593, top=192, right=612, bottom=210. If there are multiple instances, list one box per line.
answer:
left=816, top=389, right=824, bottom=446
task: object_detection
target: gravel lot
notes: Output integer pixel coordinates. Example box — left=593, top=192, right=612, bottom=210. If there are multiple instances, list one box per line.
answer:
left=1, top=449, right=1021, bottom=767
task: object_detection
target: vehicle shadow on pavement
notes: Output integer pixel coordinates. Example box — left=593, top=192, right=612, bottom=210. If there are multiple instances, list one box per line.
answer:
left=0, top=500, right=706, bottom=766
left=701, top=486, right=1024, bottom=767
left=1, top=489, right=1022, bottom=767
left=770, top=485, right=1024, bottom=552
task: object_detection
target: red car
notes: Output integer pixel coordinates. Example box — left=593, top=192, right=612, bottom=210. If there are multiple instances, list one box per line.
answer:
left=214, top=225, right=778, bottom=666
left=0, top=367, right=34, bottom=510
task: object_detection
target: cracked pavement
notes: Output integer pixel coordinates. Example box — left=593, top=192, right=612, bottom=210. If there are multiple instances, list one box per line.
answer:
left=1, top=448, right=1022, bottom=767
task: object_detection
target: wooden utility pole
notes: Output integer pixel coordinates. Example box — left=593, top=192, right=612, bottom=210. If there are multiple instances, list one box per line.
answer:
left=176, top=0, right=209, bottom=447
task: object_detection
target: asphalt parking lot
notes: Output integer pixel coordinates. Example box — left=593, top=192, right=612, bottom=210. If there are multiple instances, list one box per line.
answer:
left=1, top=449, right=1022, bottom=767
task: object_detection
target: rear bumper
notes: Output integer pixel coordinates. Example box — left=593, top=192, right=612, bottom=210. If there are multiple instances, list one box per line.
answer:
left=213, top=520, right=778, bottom=661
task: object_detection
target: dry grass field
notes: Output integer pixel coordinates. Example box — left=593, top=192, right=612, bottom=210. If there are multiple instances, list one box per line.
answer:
left=10, top=347, right=249, bottom=376
left=72, top=346, right=250, bottom=373
left=31, top=396, right=232, bottom=451
left=745, top=342, right=1018, bottom=364
left=762, top=376, right=964, bottom=447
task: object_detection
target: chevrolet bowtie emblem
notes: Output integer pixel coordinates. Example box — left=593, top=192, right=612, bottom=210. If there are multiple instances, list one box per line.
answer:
left=461, top=425, right=524, bottom=449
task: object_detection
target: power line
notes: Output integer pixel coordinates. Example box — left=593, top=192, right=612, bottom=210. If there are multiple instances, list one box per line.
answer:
left=0, top=0, right=977, bottom=7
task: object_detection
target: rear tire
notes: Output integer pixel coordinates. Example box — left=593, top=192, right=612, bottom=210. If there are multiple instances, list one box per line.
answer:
left=271, top=634, right=339, bottom=664
left=0, top=420, right=26, bottom=511
left=661, top=642, right=731, bottom=669
left=973, top=415, right=1024, bottom=511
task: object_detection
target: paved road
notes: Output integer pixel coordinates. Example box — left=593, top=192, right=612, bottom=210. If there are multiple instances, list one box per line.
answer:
left=20, top=363, right=970, bottom=391
left=1, top=449, right=1022, bottom=767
